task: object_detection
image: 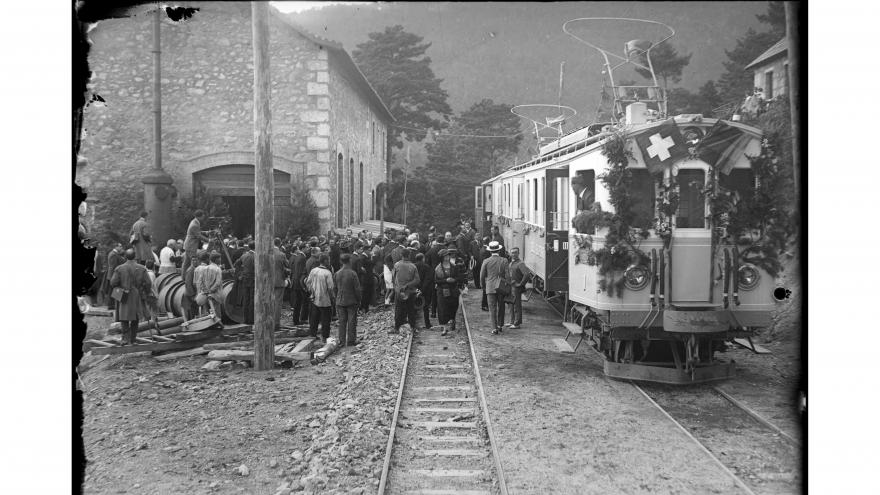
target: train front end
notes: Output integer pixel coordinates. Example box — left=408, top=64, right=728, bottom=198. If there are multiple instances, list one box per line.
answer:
left=567, top=116, right=783, bottom=384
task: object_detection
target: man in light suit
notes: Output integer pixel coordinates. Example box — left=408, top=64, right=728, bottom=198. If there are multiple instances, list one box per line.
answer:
left=480, top=241, right=510, bottom=335
left=129, top=211, right=153, bottom=264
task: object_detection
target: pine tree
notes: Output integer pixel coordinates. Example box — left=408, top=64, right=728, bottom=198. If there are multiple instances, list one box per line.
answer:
left=634, top=42, right=692, bottom=90
left=352, top=25, right=453, bottom=153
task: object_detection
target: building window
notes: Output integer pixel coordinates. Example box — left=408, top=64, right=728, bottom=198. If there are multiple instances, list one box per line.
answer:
left=764, top=71, right=774, bottom=99
left=336, top=153, right=344, bottom=228
left=358, top=162, right=364, bottom=223
left=371, top=121, right=375, bottom=155
left=783, top=63, right=789, bottom=95
left=349, top=158, right=355, bottom=224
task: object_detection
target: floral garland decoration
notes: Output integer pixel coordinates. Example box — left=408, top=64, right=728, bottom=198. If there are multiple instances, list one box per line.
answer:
left=571, top=132, right=649, bottom=297
left=653, top=181, right=679, bottom=248
left=705, top=133, right=793, bottom=277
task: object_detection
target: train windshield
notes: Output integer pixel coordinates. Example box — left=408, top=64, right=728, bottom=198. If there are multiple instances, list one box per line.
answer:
left=676, top=169, right=705, bottom=228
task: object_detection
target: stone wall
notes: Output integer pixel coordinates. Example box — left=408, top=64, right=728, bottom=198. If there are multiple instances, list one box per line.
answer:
left=327, top=59, right=389, bottom=230
left=77, top=2, right=339, bottom=237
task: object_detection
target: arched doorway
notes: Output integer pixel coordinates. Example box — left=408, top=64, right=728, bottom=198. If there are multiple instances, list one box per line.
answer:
left=193, top=164, right=290, bottom=237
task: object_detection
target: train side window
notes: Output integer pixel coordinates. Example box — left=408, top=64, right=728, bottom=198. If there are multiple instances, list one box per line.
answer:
left=539, top=178, right=545, bottom=227
left=573, top=170, right=595, bottom=211
left=628, top=169, right=655, bottom=229
left=475, top=187, right=482, bottom=209
left=676, top=169, right=706, bottom=228
left=718, top=169, right=755, bottom=201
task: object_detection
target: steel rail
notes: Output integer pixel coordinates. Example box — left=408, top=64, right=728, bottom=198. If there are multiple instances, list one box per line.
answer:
left=713, top=385, right=801, bottom=447
left=461, top=295, right=510, bottom=495
left=377, top=330, right=414, bottom=495
left=631, top=382, right=757, bottom=495
left=559, top=309, right=757, bottom=495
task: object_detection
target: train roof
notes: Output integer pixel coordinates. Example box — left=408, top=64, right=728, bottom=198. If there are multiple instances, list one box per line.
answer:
left=481, top=115, right=762, bottom=186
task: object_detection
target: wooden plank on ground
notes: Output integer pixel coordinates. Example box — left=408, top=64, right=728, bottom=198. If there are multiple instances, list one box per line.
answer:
left=206, top=349, right=311, bottom=362
left=552, top=338, right=575, bottom=354
left=92, top=336, right=226, bottom=355
left=85, top=339, right=115, bottom=348
left=203, top=342, right=253, bottom=351
left=154, top=347, right=209, bottom=362
left=733, top=338, right=771, bottom=354
left=290, top=338, right=316, bottom=353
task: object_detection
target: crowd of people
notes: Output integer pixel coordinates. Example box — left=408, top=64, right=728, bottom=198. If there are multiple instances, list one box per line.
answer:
left=85, top=211, right=534, bottom=346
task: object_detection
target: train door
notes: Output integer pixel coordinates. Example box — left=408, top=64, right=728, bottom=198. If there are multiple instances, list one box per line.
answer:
left=481, top=185, right=493, bottom=238
left=474, top=186, right=483, bottom=235
left=544, top=168, right=569, bottom=292
left=669, top=168, right=712, bottom=304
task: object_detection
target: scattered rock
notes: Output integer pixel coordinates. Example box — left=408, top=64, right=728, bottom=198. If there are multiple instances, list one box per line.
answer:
left=290, top=450, right=304, bottom=461
left=269, top=458, right=278, bottom=468
left=237, top=464, right=249, bottom=476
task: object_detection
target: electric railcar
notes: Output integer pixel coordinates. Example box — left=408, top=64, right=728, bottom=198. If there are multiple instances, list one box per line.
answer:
left=474, top=18, right=782, bottom=384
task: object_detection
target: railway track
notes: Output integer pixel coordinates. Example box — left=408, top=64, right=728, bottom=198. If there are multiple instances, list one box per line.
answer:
left=542, top=295, right=801, bottom=494
left=377, top=297, right=508, bottom=495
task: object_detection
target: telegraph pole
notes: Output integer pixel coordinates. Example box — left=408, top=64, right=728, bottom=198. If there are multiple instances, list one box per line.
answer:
left=252, top=1, right=275, bottom=370
left=785, top=1, right=800, bottom=218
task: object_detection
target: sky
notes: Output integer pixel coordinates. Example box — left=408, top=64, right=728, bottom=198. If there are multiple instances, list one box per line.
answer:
left=271, top=1, right=373, bottom=14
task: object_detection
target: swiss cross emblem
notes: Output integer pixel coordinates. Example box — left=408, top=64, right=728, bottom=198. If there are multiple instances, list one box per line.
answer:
left=634, top=119, right=688, bottom=174
left=646, top=133, right=676, bottom=161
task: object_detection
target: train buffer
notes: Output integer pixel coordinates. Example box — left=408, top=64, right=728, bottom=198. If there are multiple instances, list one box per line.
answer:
left=562, top=321, right=586, bottom=352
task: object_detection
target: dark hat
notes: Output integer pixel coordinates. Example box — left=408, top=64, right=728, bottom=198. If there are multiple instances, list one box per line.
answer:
left=438, top=249, right=448, bottom=258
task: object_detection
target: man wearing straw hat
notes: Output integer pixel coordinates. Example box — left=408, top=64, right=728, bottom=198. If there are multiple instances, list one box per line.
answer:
left=480, top=241, right=510, bottom=335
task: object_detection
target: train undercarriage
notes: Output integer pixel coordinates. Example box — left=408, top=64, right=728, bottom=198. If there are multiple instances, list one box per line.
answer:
left=546, top=293, right=753, bottom=385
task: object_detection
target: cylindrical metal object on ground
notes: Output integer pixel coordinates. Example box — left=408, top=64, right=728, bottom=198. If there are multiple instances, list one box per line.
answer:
left=221, top=280, right=245, bottom=324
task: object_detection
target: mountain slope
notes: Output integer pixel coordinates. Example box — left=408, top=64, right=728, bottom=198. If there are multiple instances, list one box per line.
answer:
left=289, top=1, right=768, bottom=120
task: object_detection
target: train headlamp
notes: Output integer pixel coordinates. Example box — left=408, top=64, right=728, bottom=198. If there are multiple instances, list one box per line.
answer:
left=623, top=264, right=650, bottom=291
left=737, top=264, right=760, bottom=290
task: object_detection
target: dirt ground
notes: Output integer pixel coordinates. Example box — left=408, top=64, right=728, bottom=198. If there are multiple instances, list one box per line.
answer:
left=459, top=288, right=802, bottom=495
left=78, top=307, right=409, bottom=495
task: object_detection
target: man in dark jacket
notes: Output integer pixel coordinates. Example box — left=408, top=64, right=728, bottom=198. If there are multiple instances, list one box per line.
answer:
left=391, top=248, right=420, bottom=333
left=333, top=253, right=361, bottom=346
left=390, top=235, right=407, bottom=264
left=110, top=249, right=157, bottom=344
left=273, top=238, right=290, bottom=330
left=233, top=241, right=256, bottom=324
left=329, top=238, right=341, bottom=272
left=414, top=252, right=434, bottom=329
left=289, top=243, right=308, bottom=325
left=358, top=244, right=375, bottom=314
left=425, top=235, right=445, bottom=317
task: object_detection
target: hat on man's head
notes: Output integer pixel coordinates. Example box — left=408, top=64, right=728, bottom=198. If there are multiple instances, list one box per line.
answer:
left=487, top=241, right=502, bottom=252
left=438, top=249, right=448, bottom=258
left=410, top=240, right=421, bottom=250
left=444, top=247, right=458, bottom=256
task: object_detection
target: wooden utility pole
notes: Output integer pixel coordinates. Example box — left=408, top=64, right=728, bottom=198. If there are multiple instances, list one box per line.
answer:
left=252, top=1, right=275, bottom=371
left=785, top=1, right=800, bottom=218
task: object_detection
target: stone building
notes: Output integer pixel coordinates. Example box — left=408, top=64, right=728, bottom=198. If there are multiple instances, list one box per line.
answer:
left=77, top=2, right=393, bottom=241
left=744, top=38, right=789, bottom=101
